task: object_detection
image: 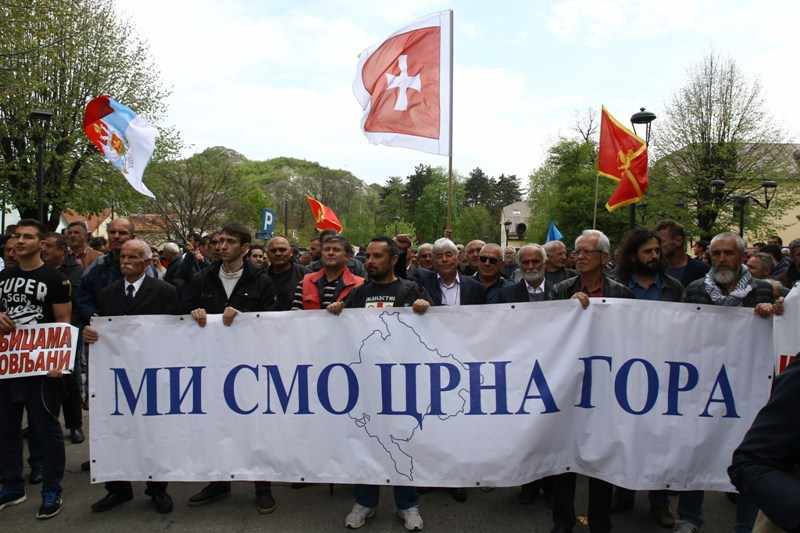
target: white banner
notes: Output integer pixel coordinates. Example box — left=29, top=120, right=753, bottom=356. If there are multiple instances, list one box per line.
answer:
left=90, top=299, right=773, bottom=491
left=774, top=286, right=799, bottom=372
left=0, top=323, right=78, bottom=379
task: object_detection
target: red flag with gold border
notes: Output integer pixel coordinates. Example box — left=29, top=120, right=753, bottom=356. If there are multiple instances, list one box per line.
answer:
left=306, top=196, right=343, bottom=233
left=598, top=106, right=649, bottom=211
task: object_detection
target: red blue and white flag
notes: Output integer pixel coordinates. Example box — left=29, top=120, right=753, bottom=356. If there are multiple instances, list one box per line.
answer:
left=83, top=95, right=157, bottom=198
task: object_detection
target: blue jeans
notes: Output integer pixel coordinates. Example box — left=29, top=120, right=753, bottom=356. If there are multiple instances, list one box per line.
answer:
left=678, top=490, right=704, bottom=528
left=354, top=485, right=417, bottom=510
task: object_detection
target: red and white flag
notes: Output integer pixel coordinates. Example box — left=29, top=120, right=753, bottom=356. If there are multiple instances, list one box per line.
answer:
left=353, top=11, right=452, bottom=156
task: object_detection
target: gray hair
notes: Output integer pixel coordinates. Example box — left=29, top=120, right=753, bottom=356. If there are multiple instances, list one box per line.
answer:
left=123, top=238, right=152, bottom=260
left=543, top=240, right=566, bottom=253
left=517, top=243, right=547, bottom=263
left=162, top=242, right=180, bottom=255
left=711, top=232, right=745, bottom=254
left=418, top=243, right=433, bottom=253
left=433, top=237, right=458, bottom=255
left=576, top=230, right=611, bottom=254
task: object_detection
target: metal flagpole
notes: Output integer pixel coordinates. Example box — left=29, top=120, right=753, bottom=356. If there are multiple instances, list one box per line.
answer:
left=446, top=10, right=454, bottom=235
left=592, top=172, right=599, bottom=229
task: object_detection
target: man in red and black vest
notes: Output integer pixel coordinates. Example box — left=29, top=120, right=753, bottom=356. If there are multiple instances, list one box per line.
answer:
left=292, top=234, right=363, bottom=310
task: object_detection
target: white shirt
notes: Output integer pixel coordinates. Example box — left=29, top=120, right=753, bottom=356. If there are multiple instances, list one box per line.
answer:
left=219, top=267, right=244, bottom=299
left=124, top=274, right=146, bottom=298
left=525, top=278, right=546, bottom=298
left=438, top=273, right=461, bottom=306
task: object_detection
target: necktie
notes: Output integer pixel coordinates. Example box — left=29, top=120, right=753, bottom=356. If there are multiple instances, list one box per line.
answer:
left=126, top=284, right=135, bottom=303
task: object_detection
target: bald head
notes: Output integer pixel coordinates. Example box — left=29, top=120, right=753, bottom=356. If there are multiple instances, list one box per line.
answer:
left=267, top=235, right=293, bottom=272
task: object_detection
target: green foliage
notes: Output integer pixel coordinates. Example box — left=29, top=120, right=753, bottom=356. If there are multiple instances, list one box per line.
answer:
left=0, top=0, right=170, bottom=228
left=454, top=206, right=498, bottom=243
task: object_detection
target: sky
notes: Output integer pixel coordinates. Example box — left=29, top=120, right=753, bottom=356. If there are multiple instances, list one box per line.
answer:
left=118, top=0, right=800, bottom=186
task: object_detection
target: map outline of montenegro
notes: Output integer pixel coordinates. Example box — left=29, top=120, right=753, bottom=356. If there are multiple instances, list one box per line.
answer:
left=347, top=311, right=479, bottom=481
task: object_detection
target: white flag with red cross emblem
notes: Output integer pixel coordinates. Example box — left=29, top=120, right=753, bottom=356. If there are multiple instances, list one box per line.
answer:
left=353, top=11, right=452, bottom=156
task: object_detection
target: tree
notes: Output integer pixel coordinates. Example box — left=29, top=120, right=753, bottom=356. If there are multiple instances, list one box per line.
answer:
left=492, top=174, right=523, bottom=213
left=463, top=167, right=493, bottom=207
left=653, top=54, right=797, bottom=239
left=412, top=168, right=464, bottom=242
left=145, top=148, right=266, bottom=242
left=454, top=206, right=497, bottom=243
left=403, top=164, right=435, bottom=219
left=0, top=0, right=171, bottom=228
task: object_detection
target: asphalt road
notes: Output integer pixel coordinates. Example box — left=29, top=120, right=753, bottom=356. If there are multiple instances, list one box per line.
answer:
left=3, top=421, right=738, bottom=532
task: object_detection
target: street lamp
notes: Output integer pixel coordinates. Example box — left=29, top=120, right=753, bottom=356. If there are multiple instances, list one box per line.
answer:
left=29, top=109, right=53, bottom=224
left=629, top=107, right=657, bottom=228
left=710, top=179, right=778, bottom=237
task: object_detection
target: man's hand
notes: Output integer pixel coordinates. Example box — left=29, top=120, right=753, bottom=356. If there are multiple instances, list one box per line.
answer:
left=412, top=299, right=430, bottom=315
left=754, top=303, right=777, bottom=318
left=327, top=301, right=344, bottom=315
left=571, top=292, right=590, bottom=309
left=191, top=308, right=208, bottom=327
left=222, top=306, right=238, bottom=326
left=83, top=326, right=99, bottom=344
left=774, top=297, right=785, bottom=316
left=394, top=234, right=412, bottom=251
left=0, top=312, right=15, bottom=334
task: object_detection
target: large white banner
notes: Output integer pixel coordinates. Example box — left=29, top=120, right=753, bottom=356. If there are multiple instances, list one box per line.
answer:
left=90, top=299, right=774, bottom=491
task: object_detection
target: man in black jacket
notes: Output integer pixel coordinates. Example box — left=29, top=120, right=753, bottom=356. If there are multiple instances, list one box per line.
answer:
left=266, top=236, right=307, bottom=311
left=412, top=238, right=486, bottom=308
left=728, top=358, right=800, bottom=533
left=83, top=239, right=180, bottom=514
left=490, top=244, right=551, bottom=304
left=678, top=231, right=782, bottom=533
left=182, top=223, right=278, bottom=514
left=549, top=230, right=632, bottom=533
left=655, top=220, right=709, bottom=287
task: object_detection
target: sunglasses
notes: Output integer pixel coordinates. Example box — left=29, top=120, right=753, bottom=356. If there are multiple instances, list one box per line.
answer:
left=479, top=256, right=499, bottom=265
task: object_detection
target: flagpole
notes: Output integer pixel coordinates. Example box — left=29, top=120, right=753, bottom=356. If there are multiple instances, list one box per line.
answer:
left=445, top=9, right=454, bottom=236
left=592, top=172, right=599, bottom=229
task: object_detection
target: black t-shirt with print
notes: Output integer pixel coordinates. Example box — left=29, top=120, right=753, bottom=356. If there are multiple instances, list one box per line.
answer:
left=0, top=264, right=71, bottom=325
left=345, top=278, right=430, bottom=309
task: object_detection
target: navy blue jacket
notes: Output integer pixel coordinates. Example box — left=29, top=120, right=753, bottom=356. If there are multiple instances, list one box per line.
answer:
left=411, top=268, right=486, bottom=306
left=489, top=279, right=553, bottom=304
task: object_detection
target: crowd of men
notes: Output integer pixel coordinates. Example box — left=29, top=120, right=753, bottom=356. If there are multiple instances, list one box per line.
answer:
left=0, top=216, right=797, bottom=533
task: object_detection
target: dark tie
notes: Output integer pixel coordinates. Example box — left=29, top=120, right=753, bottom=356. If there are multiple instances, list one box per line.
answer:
left=126, top=284, right=135, bottom=304
left=529, top=291, right=545, bottom=302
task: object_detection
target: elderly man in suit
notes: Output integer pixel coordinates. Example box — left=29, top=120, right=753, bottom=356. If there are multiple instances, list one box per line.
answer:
left=83, top=239, right=180, bottom=514
left=413, top=237, right=485, bottom=308
left=489, top=244, right=550, bottom=304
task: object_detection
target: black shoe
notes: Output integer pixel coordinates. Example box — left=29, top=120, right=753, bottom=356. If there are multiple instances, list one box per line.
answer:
left=70, top=429, right=85, bottom=444
left=550, top=526, right=573, bottom=533
left=518, top=483, right=538, bottom=505
left=255, top=489, right=277, bottom=514
left=188, top=482, right=230, bottom=507
left=36, top=490, right=62, bottom=520
left=28, top=467, right=43, bottom=485
left=649, top=503, right=675, bottom=529
left=149, top=491, right=173, bottom=514
left=0, top=490, right=27, bottom=511
left=81, top=461, right=91, bottom=472
left=91, top=491, right=133, bottom=512
left=450, top=487, right=467, bottom=502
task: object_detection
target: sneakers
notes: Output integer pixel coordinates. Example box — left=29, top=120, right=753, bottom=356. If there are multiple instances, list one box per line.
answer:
left=345, top=503, right=376, bottom=529
left=36, top=489, right=62, bottom=520
left=255, top=489, right=277, bottom=514
left=397, top=506, right=424, bottom=531
left=673, top=520, right=700, bottom=533
left=0, top=489, right=27, bottom=511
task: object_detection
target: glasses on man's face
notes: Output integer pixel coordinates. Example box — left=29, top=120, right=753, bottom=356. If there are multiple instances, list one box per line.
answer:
left=479, top=255, right=499, bottom=265
left=573, top=249, right=602, bottom=257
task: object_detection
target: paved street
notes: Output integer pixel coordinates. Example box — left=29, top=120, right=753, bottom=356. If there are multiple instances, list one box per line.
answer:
left=3, top=427, right=740, bottom=533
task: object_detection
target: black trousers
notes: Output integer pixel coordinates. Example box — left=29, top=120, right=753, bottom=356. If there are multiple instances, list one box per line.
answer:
left=0, top=378, right=65, bottom=493
left=62, top=371, right=82, bottom=430
left=107, top=480, right=168, bottom=495
left=552, top=473, right=613, bottom=533
left=206, top=480, right=272, bottom=493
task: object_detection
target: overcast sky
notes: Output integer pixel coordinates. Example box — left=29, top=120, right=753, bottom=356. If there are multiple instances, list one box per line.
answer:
left=119, top=0, right=800, bottom=186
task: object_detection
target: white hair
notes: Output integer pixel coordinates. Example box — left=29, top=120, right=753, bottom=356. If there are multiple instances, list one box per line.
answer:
left=543, top=240, right=566, bottom=253
left=576, top=230, right=610, bottom=254
left=418, top=243, right=433, bottom=253
left=432, top=237, right=458, bottom=255
left=162, top=242, right=180, bottom=255
left=517, top=243, right=547, bottom=264
left=711, top=232, right=746, bottom=254
left=124, top=238, right=152, bottom=260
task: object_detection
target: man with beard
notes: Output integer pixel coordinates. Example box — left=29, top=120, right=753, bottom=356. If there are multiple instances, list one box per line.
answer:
left=326, top=236, right=429, bottom=531
left=608, top=229, right=682, bottom=528
left=679, top=231, right=781, bottom=533
left=543, top=240, right=577, bottom=286
left=266, top=236, right=308, bottom=310
left=474, top=243, right=510, bottom=301
left=461, top=239, right=485, bottom=276
left=655, top=220, right=709, bottom=287
left=490, top=244, right=551, bottom=304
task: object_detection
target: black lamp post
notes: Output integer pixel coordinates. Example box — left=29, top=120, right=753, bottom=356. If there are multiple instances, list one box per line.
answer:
left=29, top=109, right=53, bottom=224
left=710, top=179, right=778, bottom=237
left=503, top=220, right=512, bottom=244
left=630, top=107, right=657, bottom=228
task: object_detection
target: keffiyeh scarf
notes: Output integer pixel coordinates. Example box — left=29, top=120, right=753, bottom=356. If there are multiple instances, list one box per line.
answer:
left=704, top=266, right=753, bottom=306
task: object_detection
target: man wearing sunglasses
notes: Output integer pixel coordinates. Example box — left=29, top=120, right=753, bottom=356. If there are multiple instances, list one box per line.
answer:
left=548, top=230, right=633, bottom=533
left=474, top=243, right=510, bottom=302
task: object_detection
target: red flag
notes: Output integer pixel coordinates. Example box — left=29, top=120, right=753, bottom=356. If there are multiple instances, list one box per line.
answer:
left=598, top=106, right=649, bottom=211
left=306, top=196, right=343, bottom=233
left=353, top=11, right=452, bottom=155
